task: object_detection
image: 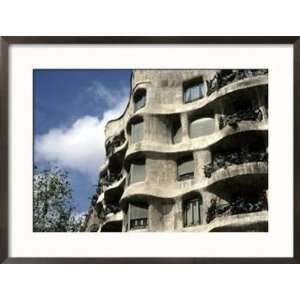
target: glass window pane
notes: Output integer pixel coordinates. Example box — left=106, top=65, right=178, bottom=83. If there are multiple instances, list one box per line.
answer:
left=134, top=90, right=146, bottom=112
left=193, top=200, right=199, bottom=224
left=187, top=202, right=192, bottom=226
left=183, top=197, right=202, bottom=227
left=191, top=85, right=199, bottom=100
left=184, top=81, right=205, bottom=103
left=135, top=95, right=145, bottom=111
left=184, top=87, right=191, bottom=102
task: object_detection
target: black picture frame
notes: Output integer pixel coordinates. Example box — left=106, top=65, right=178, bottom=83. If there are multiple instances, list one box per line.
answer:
left=0, top=36, right=299, bottom=264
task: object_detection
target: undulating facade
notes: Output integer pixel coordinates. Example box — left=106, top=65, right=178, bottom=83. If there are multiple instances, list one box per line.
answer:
left=84, top=69, right=268, bottom=232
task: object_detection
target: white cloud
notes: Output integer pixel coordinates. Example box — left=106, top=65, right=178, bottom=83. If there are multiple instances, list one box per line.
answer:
left=86, top=81, right=129, bottom=108
left=35, top=83, right=128, bottom=176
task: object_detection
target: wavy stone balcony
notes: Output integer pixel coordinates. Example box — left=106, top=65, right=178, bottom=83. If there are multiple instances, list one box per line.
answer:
left=204, top=149, right=268, bottom=178
left=106, top=140, right=128, bottom=174
left=105, top=178, right=126, bottom=205
left=181, top=211, right=268, bottom=232
left=106, top=139, right=128, bottom=158
left=124, top=121, right=267, bottom=161
left=120, top=162, right=268, bottom=207
left=125, top=77, right=268, bottom=127
left=100, top=211, right=123, bottom=232
left=105, top=73, right=268, bottom=140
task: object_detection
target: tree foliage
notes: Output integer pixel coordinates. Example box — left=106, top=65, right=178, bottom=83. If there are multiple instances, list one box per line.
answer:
left=33, top=165, right=82, bottom=232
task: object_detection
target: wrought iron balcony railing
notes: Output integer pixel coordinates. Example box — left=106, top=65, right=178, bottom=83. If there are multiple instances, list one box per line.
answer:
left=219, top=108, right=263, bottom=130
left=204, top=148, right=268, bottom=178
left=106, top=135, right=126, bottom=157
left=207, top=69, right=268, bottom=96
left=102, top=172, right=123, bottom=187
left=104, top=204, right=121, bottom=216
left=206, top=191, right=268, bottom=224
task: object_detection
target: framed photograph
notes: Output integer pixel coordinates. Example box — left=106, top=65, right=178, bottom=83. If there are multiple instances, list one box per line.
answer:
left=0, top=36, right=299, bottom=263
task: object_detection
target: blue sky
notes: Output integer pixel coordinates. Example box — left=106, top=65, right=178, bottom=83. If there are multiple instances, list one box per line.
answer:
left=34, top=69, right=132, bottom=213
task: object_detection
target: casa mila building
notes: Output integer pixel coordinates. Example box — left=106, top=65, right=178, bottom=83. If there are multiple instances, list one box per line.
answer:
left=84, top=69, right=268, bottom=232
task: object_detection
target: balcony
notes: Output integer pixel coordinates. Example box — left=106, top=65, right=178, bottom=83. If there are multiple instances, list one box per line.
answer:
left=101, top=172, right=123, bottom=188
left=104, top=203, right=121, bottom=216
left=219, top=107, right=263, bottom=130
left=106, top=132, right=126, bottom=157
left=206, top=191, right=268, bottom=224
left=100, top=210, right=123, bottom=232
left=204, top=148, right=268, bottom=178
left=207, top=69, right=268, bottom=96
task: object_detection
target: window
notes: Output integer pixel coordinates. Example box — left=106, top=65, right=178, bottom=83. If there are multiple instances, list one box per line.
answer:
left=183, top=79, right=206, bottom=103
left=177, top=155, right=194, bottom=181
left=183, top=197, right=202, bottom=227
left=129, top=158, right=145, bottom=184
left=131, top=119, right=144, bottom=143
left=190, top=117, right=215, bottom=138
left=172, top=120, right=182, bottom=144
left=129, top=202, right=148, bottom=230
left=133, top=89, right=146, bottom=112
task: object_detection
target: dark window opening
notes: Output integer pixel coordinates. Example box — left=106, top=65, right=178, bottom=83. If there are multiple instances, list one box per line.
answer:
left=183, top=78, right=206, bottom=103
left=129, top=202, right=148, bottom=230
left=183, top=197, right=202, bottom=227
left=130, top=218, right=148, bottom=229
left=133, top=89, right=146, bottom=112
left=177, top=155, right=194, bottom=181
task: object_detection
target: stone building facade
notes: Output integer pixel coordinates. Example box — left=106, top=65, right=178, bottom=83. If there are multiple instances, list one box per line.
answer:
left=84, top=69, right=268, bottom=232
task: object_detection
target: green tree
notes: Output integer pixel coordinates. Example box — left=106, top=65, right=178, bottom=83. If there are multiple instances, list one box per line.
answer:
left=33, top=165, right=83, bottom=232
